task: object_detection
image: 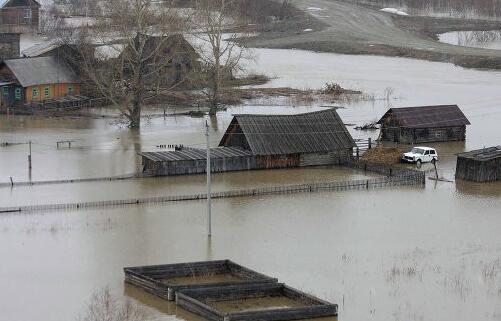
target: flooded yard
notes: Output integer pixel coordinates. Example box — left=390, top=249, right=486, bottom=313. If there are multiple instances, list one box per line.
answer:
left=438, top=30, right=501, bottom=50
left=1, top=48, right=501, bottom=321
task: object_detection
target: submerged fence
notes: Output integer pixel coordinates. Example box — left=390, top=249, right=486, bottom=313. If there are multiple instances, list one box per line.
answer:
left=0, top=173, right=138, bottom=188
left=0, top=172, right=425, bottom=213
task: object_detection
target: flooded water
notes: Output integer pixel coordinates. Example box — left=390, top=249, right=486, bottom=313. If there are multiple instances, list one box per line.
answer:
left=439, top=30, right=501, bottom=50
left=2, top=48, right=501, bottom=321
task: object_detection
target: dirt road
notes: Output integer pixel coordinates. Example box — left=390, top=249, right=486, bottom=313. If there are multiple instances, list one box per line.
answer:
left=242, top=0, right=501, bottom=69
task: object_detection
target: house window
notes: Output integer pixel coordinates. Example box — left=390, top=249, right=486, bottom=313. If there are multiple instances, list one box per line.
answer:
left=32, top=87, right=39, bottom=98
left=44, top=86, right=50, bottom=98
left=14, top=88, right=21, bottom=100
left=2, top=86, right=8, bottom=95
left=24, top=9, right=32, bottom=20
left=68, top=85, right=74, bottom=95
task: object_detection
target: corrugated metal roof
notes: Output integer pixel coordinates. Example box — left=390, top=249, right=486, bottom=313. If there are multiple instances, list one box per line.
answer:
left=139, top=147, right=253, bottom=162
left=219, top=109, right=356, bottom=155
left=2, top=56, right=79, bottom=87
left=457, top=146, right=501, bottom=162
left=377, top=105, right=470, bottom=129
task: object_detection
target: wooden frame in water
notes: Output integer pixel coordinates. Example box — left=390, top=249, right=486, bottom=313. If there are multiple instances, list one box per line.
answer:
left=123, top=260, right=278, bottom=301
left=176, top=283, right=338, bottom=321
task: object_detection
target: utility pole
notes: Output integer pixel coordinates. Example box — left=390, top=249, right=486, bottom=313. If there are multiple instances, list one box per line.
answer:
left=28, top=141, right=32, bottom=170
left=205, top=121, right=212, bottom=237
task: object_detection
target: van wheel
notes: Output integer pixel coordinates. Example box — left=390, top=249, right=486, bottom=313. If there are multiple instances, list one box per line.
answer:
left=416, top=159, right=422, bottom=166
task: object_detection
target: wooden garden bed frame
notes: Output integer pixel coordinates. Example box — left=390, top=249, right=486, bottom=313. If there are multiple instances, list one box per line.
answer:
left=124, top=260, right=277, bottom=301
left=176, top=283, right=338, bottom=321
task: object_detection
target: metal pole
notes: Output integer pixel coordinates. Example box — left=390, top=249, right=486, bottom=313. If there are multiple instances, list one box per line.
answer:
left=205, top=121, right=212, bottom=237
left=28, top=141, right=32, bottom=169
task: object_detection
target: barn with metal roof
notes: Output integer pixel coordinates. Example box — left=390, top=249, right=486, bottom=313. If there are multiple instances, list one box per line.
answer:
left=456, top=146, right=501, bottom=182
left=139, top=109, right=356, bottom=176
left=377, top=105, right=471, bottom=143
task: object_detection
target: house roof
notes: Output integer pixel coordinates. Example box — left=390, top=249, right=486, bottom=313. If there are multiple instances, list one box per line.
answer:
left=219, top=109, right=356, bottom=155
left=0, top=0, right=40, bottom=8
left=21, top=39, right=62, bottom=57
left=1, top=56, right=79, bottom=87
left=457, top=146, right=501, bottom=162
left=139, top=147, right=252, bottom=162
left=377, top=105, right=471, bottom=129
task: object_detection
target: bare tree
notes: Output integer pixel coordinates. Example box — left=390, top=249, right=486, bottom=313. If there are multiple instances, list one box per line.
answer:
left=71, top=0, right=191, bottom=128
left=191, top=0, right=250, bottom=115
left=79, top=287, right=147, bottom=321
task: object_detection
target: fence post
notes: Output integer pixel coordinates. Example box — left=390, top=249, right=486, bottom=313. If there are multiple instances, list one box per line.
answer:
left=356, top=147, right=360, bottom=160
left=368, top=137, right=372, bottom=149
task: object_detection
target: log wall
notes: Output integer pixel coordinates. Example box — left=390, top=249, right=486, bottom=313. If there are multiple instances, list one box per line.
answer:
left=455, top=157, right=501, bottom=182
left=381, top=125, right=466, bottom=143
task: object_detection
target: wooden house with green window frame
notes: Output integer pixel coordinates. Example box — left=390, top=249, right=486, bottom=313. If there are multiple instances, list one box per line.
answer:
left=0, top=56, right=80, bottom=108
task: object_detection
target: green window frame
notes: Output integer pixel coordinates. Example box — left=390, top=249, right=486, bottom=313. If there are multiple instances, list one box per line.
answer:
left=44, top=86, right=50, bottom=98
left=2, top=86, right=8, bottom=95
left=68, top=85, right=74, bottom=95
left=14, top=87, right=21, bottom=100
left=32, top=87, right=39, bottom=98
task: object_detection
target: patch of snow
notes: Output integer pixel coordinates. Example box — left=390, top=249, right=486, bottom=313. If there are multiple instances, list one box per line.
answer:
left=94, top=44, right=125, bottom=60
left=63, top=16, right=97, bottom=28
left=306, top=7, right=324, bottom=11
left=380, top=8, right=409, bottom=16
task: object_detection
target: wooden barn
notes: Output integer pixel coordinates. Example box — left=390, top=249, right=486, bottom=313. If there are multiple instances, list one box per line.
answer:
left=219, top=109, right=356, bottom=167
left=455, top=146, right=501, bottom=182
left=139, top=109, right=356, bottom=176
left=377, top=105, right=470, bottom=144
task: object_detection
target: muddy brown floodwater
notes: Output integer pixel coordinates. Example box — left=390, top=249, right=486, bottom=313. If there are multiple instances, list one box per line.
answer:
left=1, top=49, right=501, bottom=321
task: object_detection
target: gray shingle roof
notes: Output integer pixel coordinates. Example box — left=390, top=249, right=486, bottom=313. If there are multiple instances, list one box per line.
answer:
left=377, top=105, right=470, bottom=129
left=219, top=109, right=356, bottom=155
left=3, top=56, right=79, bottom=87
left=457, top=146, right=501, bottom=162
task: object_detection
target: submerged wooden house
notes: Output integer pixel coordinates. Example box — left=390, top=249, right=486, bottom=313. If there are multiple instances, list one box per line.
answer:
left=219, top=109, right=356, bottom=167
left=455, top=146, right=501, bottom=182
left=377, top=105, right=470, bottom=144
left=140, top=109, right=356, bottom=176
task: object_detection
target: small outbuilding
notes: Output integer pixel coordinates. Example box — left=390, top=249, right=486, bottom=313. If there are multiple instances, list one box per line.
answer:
left=455, top=146, right=501, bottom=182
left=139, top=109, right=356, bottom=176
left=377, top=105, right=470, bottom=143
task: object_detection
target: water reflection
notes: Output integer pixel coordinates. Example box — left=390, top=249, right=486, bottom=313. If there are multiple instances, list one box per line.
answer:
left=439, top=30, right=501, bottom=50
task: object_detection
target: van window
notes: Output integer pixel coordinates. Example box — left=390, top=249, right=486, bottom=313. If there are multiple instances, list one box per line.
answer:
left=430, top=150, right=436, bottom=155
left=424, top=150, right=429, bottom=155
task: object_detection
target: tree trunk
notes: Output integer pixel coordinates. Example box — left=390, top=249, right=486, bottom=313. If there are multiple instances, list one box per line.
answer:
left=209, top=54, right=221, bottom=116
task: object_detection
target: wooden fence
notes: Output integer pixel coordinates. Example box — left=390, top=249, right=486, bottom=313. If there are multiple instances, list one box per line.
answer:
left=0, top=173, right=425, bottom=213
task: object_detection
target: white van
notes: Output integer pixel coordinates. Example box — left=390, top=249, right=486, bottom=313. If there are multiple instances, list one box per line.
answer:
left=402, top=147, right=438, bottom=164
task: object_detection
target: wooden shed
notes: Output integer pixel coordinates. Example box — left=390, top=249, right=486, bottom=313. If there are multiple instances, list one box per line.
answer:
left=455, top=146, right=501, bottom=182
left=377, top=105, right=470, bottom=144
left=219, top=108, right=356, bottom=167
left=140, top=147, right=255, bottom=177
